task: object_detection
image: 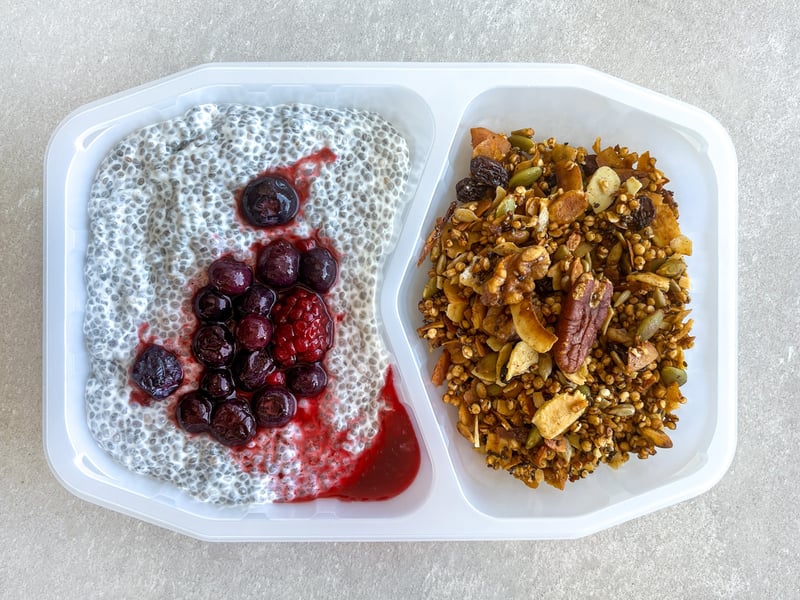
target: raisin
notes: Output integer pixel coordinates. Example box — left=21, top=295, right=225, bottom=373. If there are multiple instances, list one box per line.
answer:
left=455, top=177, right=487, bottom=203
left=470, top=156, right=509, bottom=188
left=630, top=195, right=656, bottom=230
left=534, top=276, right=555, bottom=297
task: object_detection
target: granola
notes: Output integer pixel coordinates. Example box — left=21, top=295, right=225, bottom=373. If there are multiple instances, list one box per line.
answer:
left=417, top=128, right=694, bottom=490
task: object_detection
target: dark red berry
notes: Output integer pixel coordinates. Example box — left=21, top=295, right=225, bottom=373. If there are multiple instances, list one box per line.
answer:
left=176, top=390, right=213, bottom=433
left=210, top=399, right=257, bottom=447
left=192, top=286, right=233, bottom=323
left=236, top=314, right=273, bottom=351
left=241, top=175, right=300, bottom=227
left=252, top=386, right=297, bottom=428
left=256, top=239, right=300, bottom=288
left=208, top=256, right=252, bottom=296
left=271, top=287, right=334, bottom=367
left=299, top=246, right=338, bottom=293
left=235, top=283, right=277, bottom=318
left=286, top=363, right=327, bottom=397
left=470, top=156, right=509, bottom=188
left=131, top=344, right=183, bottom=399
left=192, top=324, right=235, bottom=368
left=200, top=369, right=235, bottom=400
left=233, top=347, right=275, bottom=391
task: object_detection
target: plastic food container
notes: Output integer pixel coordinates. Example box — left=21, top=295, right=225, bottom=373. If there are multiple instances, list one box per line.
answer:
left=43, top=63, right=738, bottom=541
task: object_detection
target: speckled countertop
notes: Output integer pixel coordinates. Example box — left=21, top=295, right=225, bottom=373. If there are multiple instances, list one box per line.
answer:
left=2, top=0, right=796, bottom=598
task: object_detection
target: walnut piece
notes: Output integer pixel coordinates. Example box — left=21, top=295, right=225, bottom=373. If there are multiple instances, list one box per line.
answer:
left=480, top=244, right=550, bottom=306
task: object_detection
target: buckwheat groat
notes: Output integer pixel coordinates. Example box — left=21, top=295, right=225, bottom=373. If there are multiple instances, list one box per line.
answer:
left=84, top=103, right=411, bottom=503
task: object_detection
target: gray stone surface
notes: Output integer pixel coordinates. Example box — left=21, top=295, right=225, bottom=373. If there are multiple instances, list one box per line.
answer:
left=1, top=0, right=796, bottom=597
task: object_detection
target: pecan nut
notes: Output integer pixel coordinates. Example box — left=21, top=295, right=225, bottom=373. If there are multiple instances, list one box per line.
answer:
left=553, top=272, right=613, bottom=373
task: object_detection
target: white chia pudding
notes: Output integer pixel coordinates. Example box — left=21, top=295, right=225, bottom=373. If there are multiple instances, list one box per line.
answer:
left=84, top=103, right=411, bottom=503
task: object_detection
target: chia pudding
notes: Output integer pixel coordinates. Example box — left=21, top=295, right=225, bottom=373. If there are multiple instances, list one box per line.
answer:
left=84, top=103, right=417, bottom=504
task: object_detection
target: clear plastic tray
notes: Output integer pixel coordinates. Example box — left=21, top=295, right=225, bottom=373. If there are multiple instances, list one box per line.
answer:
left=43, top=63, right=738, bottom=541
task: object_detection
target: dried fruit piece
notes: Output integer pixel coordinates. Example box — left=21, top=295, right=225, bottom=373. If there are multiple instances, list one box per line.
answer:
left=549, top=190, right=588, bottom=225
left=455, top=177, right=487, bottom=203
left=553, top=272, right=613, bottom=373
left=630, top=195, right=656, bottom=230
left=510, top=299, right=557, bottom=353
left=586, top=166, right=621, bottom=213
left=470, top=156, right=509, bottom=188
left=532, top=389, right=589, bottom=439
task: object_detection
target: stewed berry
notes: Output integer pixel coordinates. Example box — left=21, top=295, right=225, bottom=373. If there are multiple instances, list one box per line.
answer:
left=210, top=398, right=257, bottom=447
left=193, top=286, right=233, bottom=323
left=236, top=314, right=273, bottom=351
left=286, top=363, right=328, bottom=397
left=299, top=246, right=338, bottom=293
left=256, top=239, right=300, bottom=288
left=131, top=344, right=183, bottom=399
left=176, top=390, right=213, bottom=433
left=235, top=283, right=277, bottom=318
left=252, top=386, right=297, bottom=428
left=233, top=347, right=275, bottom=391
left=208, top=256, right=252, bottom=296
left=200, top=368, right=235, bottom=400
left=192, top=324, right=235, bottom=368
left=240, top=175, right=300, bottom=227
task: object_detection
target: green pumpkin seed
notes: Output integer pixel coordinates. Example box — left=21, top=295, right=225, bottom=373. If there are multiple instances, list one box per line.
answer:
left=653, top=287, right=667, bottom=308
left=656, top=257, right=687, bottom=278
left=637, top=309, right=664, bottom=341
left=494, top=197, right=517, bottom=218
left=525, top=426, right=542, bottom=449
left=613, top=289, right=631, bottom=308
left=661, top=366, right=688, bottom=386
left=508, top=166, right=543, bottom=189
left=508, top=134, right=535, bottom=152
left=422, top=276, right=439, bottom=299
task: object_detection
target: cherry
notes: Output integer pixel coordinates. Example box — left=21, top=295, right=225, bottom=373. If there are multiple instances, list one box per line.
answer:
left=252, top=386, right=297, bottom=428
left=192, top=324, right=235, bottom=368
left=286, top=363, right=328, bottom=397
left=208, top=256, right=252, bottom=296
left=240, top=175, right=300, bottom=227
left=200, top=368, right=235, bottom=400
left=176, top=390, right=213, bottom=433
left=235, top=283, right=277, bottom=318
left=192, top=286, right=233, bottom=323
left=233, top=347, right=275, bottom=391
left=299, top=246, right=338, bottom=293
left=131, top=344, right=183, bottom=399
left=210, top=398, right=257, bottom=447
left=256, top=239, right=300, bottom=288
left=236, top=314, right=273, bottom=351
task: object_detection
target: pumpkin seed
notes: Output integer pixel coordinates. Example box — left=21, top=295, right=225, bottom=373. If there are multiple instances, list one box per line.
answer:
left=525, top=426, right=542, bottom=449
left=653, top=287, right=667, bottom=308
left=613, top=289, right=631, bottom=308
left=494, top=197, right=517, bottom=217
left=453, top=207, right=479, bottom=222
left=508, top=166, right=543, bottom=189
left=661, top=366, right=688, bottom=386
left=656, top=257, right=686, bottom=278
left=637, top=309, right=664, bottom=341
left=508, top=134, right=535, bottom=152
left=422, top=276, right=439, bottom=299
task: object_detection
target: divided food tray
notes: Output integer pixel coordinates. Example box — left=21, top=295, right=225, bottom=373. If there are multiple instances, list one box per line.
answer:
left=43, top=63, right=738, bottom=541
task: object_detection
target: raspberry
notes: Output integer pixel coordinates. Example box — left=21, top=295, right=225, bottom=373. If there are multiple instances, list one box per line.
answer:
left=271, top=287, right=334, bottom=367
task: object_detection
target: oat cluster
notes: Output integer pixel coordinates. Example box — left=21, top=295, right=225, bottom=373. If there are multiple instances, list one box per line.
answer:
left=418, top=127, right=694, bottom=490
left=84, top=103, right=410, bottom=503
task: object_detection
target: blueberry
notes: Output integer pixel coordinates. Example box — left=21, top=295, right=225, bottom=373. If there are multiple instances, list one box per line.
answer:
left=210, top=398, right=257, bottom=447
left=192, top=324, right=235, bottom=368
left=131, top=344, right=183, bottom=399
left=233, top=347, right=275, bottom=391
left=236, top=314, right=273, bottom=351
left=240, top=175, right=299, bottom=227
left=252, top=386, right=297, bottom=428
left=200, top=368, right=235, bottom=400
left=193, top=286, right=233, bottom=323
left=256, top=239, right=300, bottom=288
left=208, top=256, right=252, bottom=296
left=176, top=390, right=213, bottom=433
left=299, top=246, right=338, bottom=293
left=235, top=283, right=277, bottom=318
left=286, top=362, right=328, bottom=397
